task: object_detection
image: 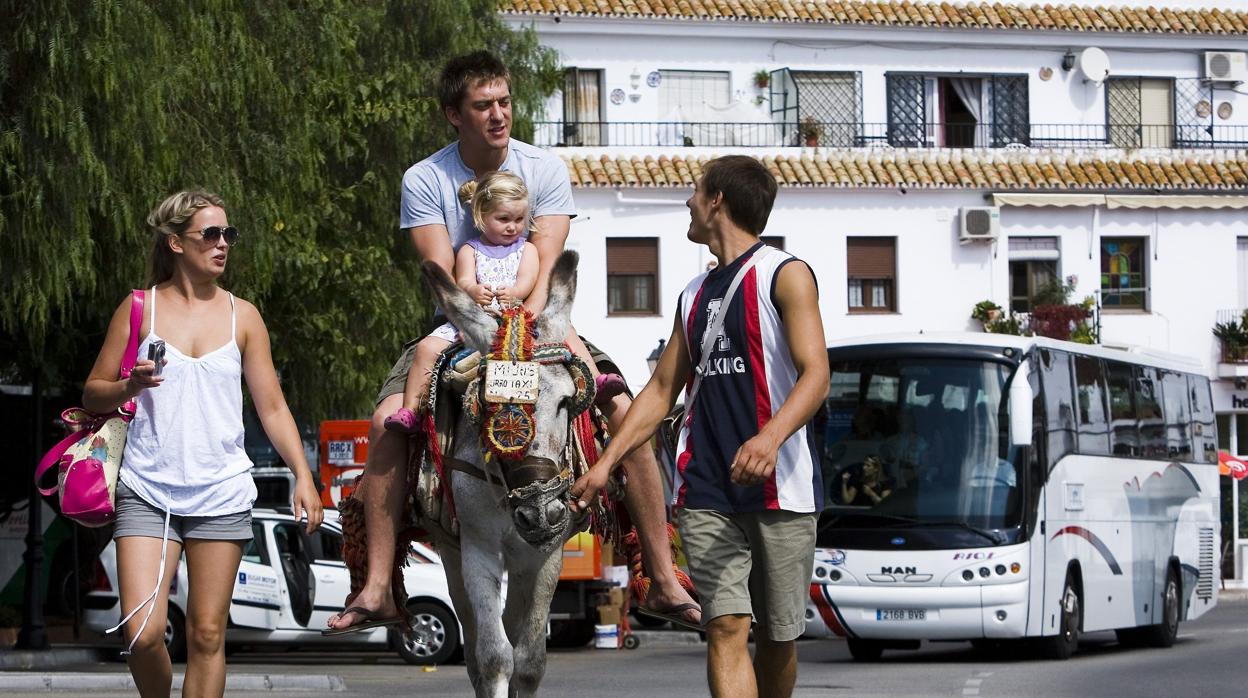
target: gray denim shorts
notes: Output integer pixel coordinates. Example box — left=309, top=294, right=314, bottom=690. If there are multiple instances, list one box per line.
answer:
left=113, top=481, right=253, bottom=544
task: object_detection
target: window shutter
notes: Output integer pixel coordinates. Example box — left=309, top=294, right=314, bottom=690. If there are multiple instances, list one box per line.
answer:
left=886, top=74, right=926, bottom=147
left=847, top=237, right=895, bottom=279
left=607, top=238, right=658, bottom=275
left=990, top=75, right=1030, bottom=147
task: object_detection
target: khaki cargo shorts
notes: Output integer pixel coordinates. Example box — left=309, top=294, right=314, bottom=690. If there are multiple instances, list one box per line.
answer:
left=677, top=507, right=817, bottom=642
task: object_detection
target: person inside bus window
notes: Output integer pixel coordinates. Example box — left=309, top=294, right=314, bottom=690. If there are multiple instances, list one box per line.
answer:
left=826, top=404, right=883, bottom=467
left=841, top=455, right=894, bottom=506
left=881, top=411, right=928, bottom=484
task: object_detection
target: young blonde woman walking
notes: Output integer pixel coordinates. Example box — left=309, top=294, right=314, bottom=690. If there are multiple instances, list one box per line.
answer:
left=83, top=190, right=322, bottom=698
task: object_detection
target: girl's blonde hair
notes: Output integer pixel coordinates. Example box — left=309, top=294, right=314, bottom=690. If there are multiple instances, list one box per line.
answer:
left=145, top=189, right=226, bottom=286
left=457, top=171, right=532, bottom=235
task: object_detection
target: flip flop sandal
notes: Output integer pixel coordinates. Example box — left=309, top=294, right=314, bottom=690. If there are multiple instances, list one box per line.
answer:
left=321, top=606, right=404, bottom=637
left=635, top=602, right=703, bottom=633
left=383, top=408, right=418, bottom=434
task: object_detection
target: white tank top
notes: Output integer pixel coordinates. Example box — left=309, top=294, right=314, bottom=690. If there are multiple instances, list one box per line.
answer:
left=120, top=288, right=257, bottom=517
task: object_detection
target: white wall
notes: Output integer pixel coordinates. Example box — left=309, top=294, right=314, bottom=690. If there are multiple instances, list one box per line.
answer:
left=567, top=188, right=1245, bottom=389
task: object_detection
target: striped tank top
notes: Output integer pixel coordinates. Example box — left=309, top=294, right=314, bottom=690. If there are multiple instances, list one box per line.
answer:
left=673, top=242, right=823, bottom=514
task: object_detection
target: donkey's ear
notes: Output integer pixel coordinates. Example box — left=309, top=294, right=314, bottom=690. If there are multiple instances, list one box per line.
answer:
left=422, top=261, right=496, bottom=352
left=535, top=251, right=578, bottom=344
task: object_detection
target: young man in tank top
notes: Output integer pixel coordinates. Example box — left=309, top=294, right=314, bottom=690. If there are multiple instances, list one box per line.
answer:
left=571, top=156, right=829, bottom=697
left=326, top=51, right=699, bottom=634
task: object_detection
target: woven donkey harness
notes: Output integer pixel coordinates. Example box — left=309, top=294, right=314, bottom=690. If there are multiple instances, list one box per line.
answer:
left=457, top=307, right=596, bottom=551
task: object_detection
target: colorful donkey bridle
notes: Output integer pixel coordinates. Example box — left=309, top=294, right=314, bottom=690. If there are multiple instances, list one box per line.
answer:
left=462, top=306, right=596, bottom=551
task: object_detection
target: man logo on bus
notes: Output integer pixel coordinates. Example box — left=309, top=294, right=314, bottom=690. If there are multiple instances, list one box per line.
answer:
left=881, top=566, right=918, bottom=575
left=952, top=552, right=995, bottom=560
left=828, top=550, right=846, bottom=566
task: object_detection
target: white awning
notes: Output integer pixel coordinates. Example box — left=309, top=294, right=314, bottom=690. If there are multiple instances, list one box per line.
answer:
left=991, top=193, right=1108, bottom=208
left=1105, top=195, right=1248, bottom=210
left=992, top=193, right=1248, bottom=210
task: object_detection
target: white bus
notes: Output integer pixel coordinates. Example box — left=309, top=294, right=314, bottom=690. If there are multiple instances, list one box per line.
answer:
left=805, top=333, right=1220, bottom=660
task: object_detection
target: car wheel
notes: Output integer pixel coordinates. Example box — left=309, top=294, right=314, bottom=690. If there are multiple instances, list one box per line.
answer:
left=847, top=638, right=884, bottom=662
left=394, top=601, right=460, bottom=666
left=1039, top=573, right=1080, bottom=660
left=1138, top=566, right=1180, bottom=648
left=166, top=606, right=187, bottom=663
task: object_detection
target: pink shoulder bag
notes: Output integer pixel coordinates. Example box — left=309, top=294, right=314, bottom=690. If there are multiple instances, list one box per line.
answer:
left=34, top=290, right=145, bottom=527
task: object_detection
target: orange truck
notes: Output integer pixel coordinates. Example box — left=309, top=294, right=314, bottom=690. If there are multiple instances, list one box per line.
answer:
left=319, top=420, right=615, bottom=646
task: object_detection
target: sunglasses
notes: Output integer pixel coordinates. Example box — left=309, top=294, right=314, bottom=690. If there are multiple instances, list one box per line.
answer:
left=181, top=226, right=241, bottom=246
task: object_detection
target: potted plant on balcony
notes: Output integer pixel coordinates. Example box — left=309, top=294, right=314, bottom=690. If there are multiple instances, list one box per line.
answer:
left=1213, top=310, right=1248, bottom=362
left=799, top=116, right=822, bottom=147
left=753, top=69, right=771, bottom=89
left=1029, top=276, right=1097, bottom=344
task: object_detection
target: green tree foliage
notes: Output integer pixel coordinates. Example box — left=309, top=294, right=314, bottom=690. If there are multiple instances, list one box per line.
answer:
left=0, top=0, right=560, bottom=420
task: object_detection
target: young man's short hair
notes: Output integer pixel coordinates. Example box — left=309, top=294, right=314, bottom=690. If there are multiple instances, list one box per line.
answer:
left=438, top=51, right=511, bottom=111
left=700, top=156, right=778, bottom=235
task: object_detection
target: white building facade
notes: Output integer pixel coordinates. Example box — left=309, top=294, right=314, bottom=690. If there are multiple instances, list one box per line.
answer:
left=500, top=0, right=1248, bottom=582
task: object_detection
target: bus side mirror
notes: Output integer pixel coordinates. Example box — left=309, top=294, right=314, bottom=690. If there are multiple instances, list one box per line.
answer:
left=1009, top=359, right=1034, bottom=448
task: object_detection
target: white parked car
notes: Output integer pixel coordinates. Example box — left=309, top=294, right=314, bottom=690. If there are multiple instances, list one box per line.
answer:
left=84, top=508, right=462, bottom=665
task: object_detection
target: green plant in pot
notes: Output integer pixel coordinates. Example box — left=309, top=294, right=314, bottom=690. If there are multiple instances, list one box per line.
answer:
left=753, top=69, right=770, bottom=89
left=1213, top=310, right=1248, bottom=361
left=971, top=299, right=1003, bottom=324
left=799, top=116, right=822, bottom=147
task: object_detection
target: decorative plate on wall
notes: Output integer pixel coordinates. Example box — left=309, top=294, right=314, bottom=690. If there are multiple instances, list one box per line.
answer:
left=609, top=88, right=625, bottom=105
left=1038, top=66, right=1053, bottom=81
left=1218, top=101, right=1233, bottom=120
left=1196, top=100, right=1212, bottom=118
left=647, top=71, right=661, bottom=88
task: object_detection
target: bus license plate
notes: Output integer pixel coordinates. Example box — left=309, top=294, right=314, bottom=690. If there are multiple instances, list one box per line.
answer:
left=485, top=361, right=541, bottom=404
left=877, top=608, right=926, bottom=621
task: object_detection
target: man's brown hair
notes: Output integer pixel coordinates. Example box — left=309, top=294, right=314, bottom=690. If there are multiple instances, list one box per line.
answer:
left=700, top=156, right=778, bottom=235
left=437, top=51, right=511, bottom=111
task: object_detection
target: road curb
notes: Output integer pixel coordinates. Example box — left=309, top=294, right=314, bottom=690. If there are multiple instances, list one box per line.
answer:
left=0, top=672, right=347, bottom=692
left=0, top=648, right=108, bottom=671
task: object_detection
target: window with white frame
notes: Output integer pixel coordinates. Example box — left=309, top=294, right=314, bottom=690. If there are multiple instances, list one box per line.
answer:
left=607, top=238, right=659, bottom=315
left=847, top=237, right=896, bottom=313
left=1100, top=237, right=1147, bottom=310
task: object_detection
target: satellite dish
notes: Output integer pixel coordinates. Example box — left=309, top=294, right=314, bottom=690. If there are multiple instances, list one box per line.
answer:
left=1076, top=47, right=1111, bottom=85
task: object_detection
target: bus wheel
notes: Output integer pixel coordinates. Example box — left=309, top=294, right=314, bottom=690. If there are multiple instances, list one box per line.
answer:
left=1139, top=567, right=1180, bottom=648
left=1040, top=574, right=1080, bottom=660
left=847, top=639, right=884, bottom=662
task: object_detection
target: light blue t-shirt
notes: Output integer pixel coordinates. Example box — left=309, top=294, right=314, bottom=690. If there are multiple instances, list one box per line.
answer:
left=399, top=138, right=576, bottom=250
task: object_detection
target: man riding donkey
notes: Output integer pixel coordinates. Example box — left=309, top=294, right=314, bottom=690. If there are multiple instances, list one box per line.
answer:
left=325, top=52, right=700, bottom=641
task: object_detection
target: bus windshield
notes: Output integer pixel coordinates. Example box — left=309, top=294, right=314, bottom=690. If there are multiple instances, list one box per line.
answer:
left=816, top=356, right=1024, bottom=538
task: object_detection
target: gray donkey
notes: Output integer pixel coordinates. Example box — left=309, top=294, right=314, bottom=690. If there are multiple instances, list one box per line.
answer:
left=423, top=250, right=593, bottom=697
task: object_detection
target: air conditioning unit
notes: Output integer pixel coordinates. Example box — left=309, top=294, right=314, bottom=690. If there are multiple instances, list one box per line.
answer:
left=1204, top=51, right=1248, bottom=84
left=959, top=206, right=1000, bottom=244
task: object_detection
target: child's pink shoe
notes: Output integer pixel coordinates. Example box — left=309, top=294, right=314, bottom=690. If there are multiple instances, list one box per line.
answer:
left=383, top=407, right=419, bottom=434
left=594, top=373, right=627, bottom=406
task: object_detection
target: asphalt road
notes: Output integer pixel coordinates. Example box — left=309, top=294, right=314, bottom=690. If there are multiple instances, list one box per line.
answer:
left=4, top=598, right=1245, bottom=697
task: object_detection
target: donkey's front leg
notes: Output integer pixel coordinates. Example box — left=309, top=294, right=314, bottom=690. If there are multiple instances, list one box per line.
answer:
left=501, top=538, right=564, bottom=698
left=456, top=482, right=514, bottom=698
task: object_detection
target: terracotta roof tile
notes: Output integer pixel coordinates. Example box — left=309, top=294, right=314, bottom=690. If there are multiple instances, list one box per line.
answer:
left=502, top=0, right=1248, bottom=34
left=558, top=149, right=1248, bottom=190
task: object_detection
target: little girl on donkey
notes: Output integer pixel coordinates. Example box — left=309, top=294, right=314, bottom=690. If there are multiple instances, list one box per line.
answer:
left=384, top=170, right=624, bottom=433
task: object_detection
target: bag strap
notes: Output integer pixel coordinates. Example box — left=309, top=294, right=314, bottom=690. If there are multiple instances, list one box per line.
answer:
left=120, top=290, right=145, bottom=379
left=683, top=246, right=771, bottom=416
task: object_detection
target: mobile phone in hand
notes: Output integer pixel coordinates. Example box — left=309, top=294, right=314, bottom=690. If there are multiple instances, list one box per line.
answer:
left=148, top=340, right=166, bottom=376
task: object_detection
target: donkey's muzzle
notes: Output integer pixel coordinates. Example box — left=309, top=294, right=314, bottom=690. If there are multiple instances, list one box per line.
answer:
left=506, top=456, right=571, bottom=552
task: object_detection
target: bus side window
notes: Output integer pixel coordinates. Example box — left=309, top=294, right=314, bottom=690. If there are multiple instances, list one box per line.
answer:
left=1135, top=367, right=1166, bottom=458
left=1039, top=349, right=1076, bottom=469
left=1105, top=360, right=1139, bottom=456
left=1159, top=370, right=1193, bottom=461
left=1074, top=355, right=1110, bottom=456
left=1189, top=375, right=1218, bottom=464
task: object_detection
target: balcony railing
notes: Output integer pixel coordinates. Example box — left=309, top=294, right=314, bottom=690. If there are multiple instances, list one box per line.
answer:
left=534, top=121, right=1248, bottom=150
left=1216, top=308, right=1248, bottom=364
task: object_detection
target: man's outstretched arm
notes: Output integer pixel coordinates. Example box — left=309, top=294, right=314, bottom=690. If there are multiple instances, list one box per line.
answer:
left=570, top=313, right=691, bottom=510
